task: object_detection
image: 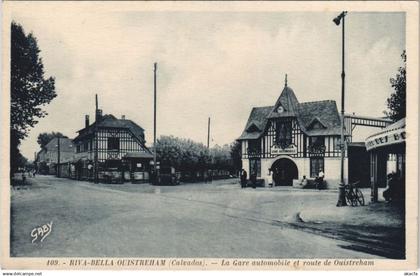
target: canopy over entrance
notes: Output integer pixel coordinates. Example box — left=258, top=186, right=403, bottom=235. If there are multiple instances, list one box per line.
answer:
left=365, top=118, right=405, bottom=203
left=365, top=118, right=405, bottom=151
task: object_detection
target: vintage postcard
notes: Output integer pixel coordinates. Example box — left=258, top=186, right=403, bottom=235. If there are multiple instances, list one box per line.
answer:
left=1, top=1, right=418, bottom=271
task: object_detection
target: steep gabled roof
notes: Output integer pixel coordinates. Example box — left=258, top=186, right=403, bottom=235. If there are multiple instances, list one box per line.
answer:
left=297, top=100, right=349, bottom=136
left=238, top=86, right=352, bottom=140
left=45, top=137, right=74, bottom=152
left=238, top=106, right=273, bottom=140
left=246, top=122, right=261, bottom=132
left=306, top=117, right=327, bottom=129
left=73, top=114, right=146, bottom=143
left=267, top=86, right=299, bottom=119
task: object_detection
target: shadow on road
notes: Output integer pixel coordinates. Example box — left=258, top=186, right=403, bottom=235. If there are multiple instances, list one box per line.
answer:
left=273, top=212, right=405, bottom=259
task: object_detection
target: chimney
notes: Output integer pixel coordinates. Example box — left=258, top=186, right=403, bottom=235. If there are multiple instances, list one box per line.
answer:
left=85, top=115, right=90, bottom=128
left=96, top=109, right=103, bottom=122
left=95, top=94, right=102, bottom=122
left=121, top=115, right=126, bottom=120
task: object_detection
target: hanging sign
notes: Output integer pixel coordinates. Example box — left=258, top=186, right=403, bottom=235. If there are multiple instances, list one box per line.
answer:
left=271, top=144, right=297, bottom=155
left=365, top=128, right=406, bottom=151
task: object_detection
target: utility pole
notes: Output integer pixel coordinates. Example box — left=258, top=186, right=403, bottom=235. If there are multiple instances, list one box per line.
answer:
left=333, top=11, right=348, bottom=207
left=153, top=63, right=157, bottom=181
left=207, top=117, right=211, bottom=149
left=57, top=136, right=61, bottom=177
left=94, top=94, right=99, bottom=183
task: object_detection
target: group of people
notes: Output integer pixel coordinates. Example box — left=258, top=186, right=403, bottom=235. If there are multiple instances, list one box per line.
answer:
left=298, top=169, right=325, bottom=189
left=383, top=171, right=405, bottom=202
left=239, top=169, right=257, bottom=188
left=239, top=168, right=325, bottom=189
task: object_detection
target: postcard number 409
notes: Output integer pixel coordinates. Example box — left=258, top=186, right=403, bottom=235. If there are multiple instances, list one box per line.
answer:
left=46, top=260, right=59, bottom=266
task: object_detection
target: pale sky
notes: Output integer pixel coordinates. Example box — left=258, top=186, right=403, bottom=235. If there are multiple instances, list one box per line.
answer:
left=10, top=5, right=405, bottom=160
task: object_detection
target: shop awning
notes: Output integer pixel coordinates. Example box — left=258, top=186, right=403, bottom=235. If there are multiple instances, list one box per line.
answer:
left=365, top=118, right=405, bottom=151
left=124, top=152, right=154, bottom=159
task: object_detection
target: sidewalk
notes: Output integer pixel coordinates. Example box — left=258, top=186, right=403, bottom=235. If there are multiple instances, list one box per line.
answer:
left=294, top=199, right=405, bottom=259
left=299, top=200, right=404, bottom=227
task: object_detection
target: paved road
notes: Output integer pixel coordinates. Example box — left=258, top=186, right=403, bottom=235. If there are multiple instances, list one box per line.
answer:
left=10, top=175, right=377, bottom=258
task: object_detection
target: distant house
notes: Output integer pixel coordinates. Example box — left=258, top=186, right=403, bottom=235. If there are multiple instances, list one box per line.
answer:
left=35, top=137, right=75, bottom=175
left=71, top=109, right=153, bottom=183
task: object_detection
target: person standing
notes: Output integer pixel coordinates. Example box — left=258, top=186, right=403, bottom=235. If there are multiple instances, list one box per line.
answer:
left=316, top=169, right=325, bottom=190
left=240, top=169, right=247, bottom=188
left=251, top=171, right=257, bottom=189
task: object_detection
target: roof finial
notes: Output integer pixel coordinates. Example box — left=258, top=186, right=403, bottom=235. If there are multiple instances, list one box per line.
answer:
left=285, top=74, right=288, bottom=87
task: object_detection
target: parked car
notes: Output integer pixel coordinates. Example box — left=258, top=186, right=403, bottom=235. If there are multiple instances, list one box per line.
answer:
left=156, top=166, right=180, bottom=186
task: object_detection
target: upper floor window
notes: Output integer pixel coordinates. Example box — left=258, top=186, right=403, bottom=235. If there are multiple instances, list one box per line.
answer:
left=275, top=121, right=292, bottom=148
left=108, top=137, right=120, bottom=151
left=248, top=139, right=261, bottom=156
left=83, top=141, right=89, bottom=152
left=309, top=136, right=325, bottom=154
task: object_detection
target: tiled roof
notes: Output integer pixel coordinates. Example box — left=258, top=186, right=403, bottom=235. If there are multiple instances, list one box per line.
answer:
left=238, top=106, right=273, bottom=140
left=267, top=86, right=299, bottom=118
left=297, top=100, right=349, bottom=136
left=45, top=137, right=74, bottom=152
left=74, top=114, right=146, bottom=143
left=239, top=88, right=351, bottom=140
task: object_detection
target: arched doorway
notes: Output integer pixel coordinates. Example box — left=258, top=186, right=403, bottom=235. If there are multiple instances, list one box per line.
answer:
left=271, top=158, right=298, bottom=186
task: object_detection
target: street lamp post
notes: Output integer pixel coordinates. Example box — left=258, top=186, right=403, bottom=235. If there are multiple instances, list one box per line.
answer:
left=153, top=62, right=157, bottom=184
left=57, top=136, right=61, bottom=178
left=333, top=11, right=348, bottom=207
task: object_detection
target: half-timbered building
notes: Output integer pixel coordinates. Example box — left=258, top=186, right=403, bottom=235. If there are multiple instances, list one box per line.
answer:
left=72, top=109, right=153, bottom=183
left=238, top=79, right=391, bottom=188
left=238, top=78, right=391, bottom=188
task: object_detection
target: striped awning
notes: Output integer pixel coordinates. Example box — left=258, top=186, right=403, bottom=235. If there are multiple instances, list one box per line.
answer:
left=365, top=118, right=405, bottom=151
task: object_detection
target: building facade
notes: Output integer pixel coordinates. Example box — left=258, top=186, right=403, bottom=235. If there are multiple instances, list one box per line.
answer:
left=365, top=118, right=405, bottom=202
left=238, top=81, right=353, bottom=188
left=72, top=110, right=153, bottom=183
left=35, top=137, right=75, bottom=175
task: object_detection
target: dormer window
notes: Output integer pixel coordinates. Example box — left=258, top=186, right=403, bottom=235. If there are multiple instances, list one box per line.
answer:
left=246, top=122, right=260, bottom=133
left=307, top=117, right=327, bottom=130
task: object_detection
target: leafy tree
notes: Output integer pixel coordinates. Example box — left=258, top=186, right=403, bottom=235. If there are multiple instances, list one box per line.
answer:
left=37, top=132, right=68, bottom=149
left=155, top=135, right=210, bottom=172
left=10, top=22, right=56, bottom=173
left=154, top=135, right=240, bottom=180
left=210, top=144, right=233, bottom=170
left=385, top=51, right=406, bottom=122
left=230, top=141, right=242, bottom=173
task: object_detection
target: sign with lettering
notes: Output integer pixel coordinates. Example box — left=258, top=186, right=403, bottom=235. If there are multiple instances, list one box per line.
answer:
left=271, top=144, right=297, bottom=155
left=365, top=128, right=406, bottom=151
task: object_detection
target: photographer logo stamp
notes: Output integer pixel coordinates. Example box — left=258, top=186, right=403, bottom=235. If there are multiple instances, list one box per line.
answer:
left=31, top=221, right=53, bottom=243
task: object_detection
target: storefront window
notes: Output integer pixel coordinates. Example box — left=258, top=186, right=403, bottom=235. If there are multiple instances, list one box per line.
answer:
left=310, top=157, right=324, bottom=178
left=249, top=159, right=261, bottom=177
left=105, top=159, right=122, bottom=170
